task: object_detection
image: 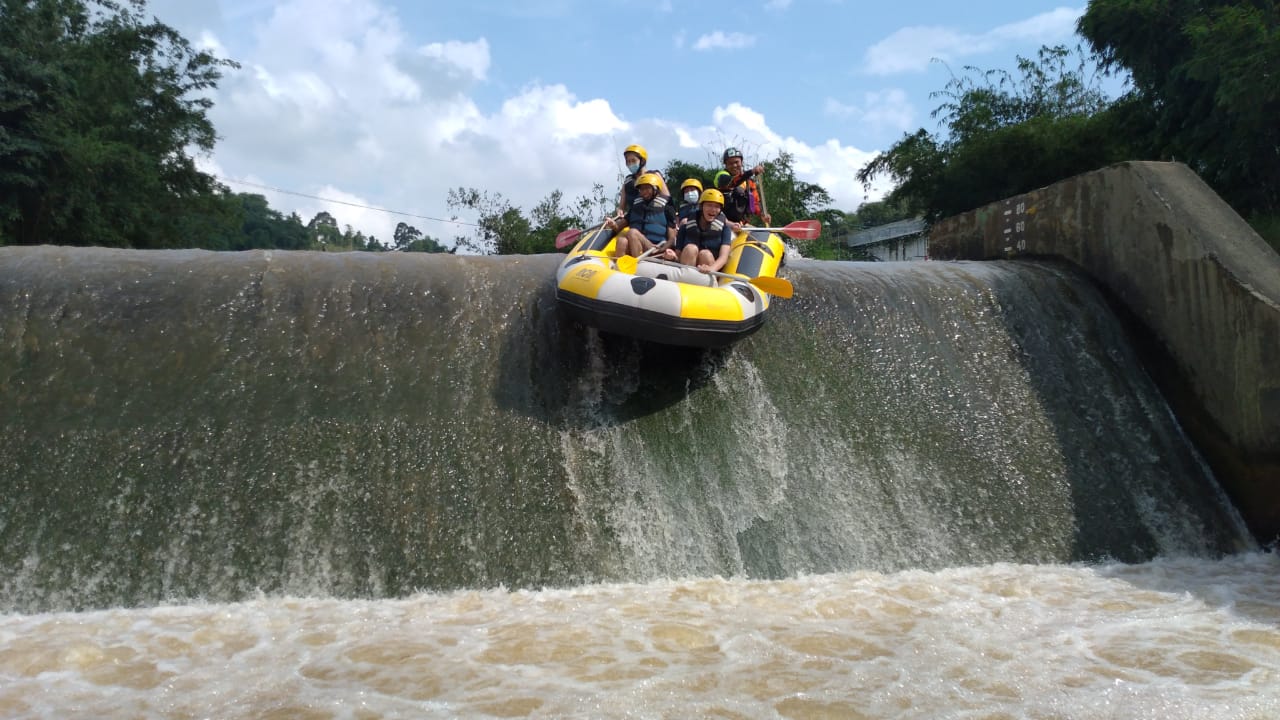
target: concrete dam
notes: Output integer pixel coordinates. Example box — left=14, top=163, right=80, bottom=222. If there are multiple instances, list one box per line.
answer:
left=0, top=161, right=1273, bottom=614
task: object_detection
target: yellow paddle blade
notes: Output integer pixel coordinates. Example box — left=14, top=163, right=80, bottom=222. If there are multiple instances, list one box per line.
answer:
left=747, top=275, right=793, bottom=299
left=616, top=255, right=638, bottom=273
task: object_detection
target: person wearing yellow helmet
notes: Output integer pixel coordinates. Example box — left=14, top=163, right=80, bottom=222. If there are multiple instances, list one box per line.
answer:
left=607, top=172, right=677, bottom=259
left=674, top=188, right=734, bottom=273
left=615, top=143, right=670, bottom=217
left=676, top=177, right=704, bottom=226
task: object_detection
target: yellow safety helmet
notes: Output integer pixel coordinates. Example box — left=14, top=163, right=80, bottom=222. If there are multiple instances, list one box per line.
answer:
left=699, top=188, right=725, bottom=206
left=680, top=178, right=704, bottom=193
left=636, top=172, right=662, bottom=190
left=623, top=144, right=648, bottom=164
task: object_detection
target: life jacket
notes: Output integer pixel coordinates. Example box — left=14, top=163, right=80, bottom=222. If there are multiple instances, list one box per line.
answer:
left=680, top=212, right=729, bottom=251
left=621, top=172, right=641, bottom=208
left=622, top=168, right=667, bottom=208
left=677, top=202, right=699, bottom=225
left=626, top=195, right=672, bottom=246
left=721, top=174, right=761, bottom=223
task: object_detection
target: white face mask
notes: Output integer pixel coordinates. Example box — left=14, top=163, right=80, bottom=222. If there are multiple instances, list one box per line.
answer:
left=684, top=191, right=699, bottom=204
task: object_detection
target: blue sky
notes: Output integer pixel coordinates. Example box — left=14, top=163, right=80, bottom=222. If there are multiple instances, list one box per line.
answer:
left=145, top=0, right=1098, bottom=244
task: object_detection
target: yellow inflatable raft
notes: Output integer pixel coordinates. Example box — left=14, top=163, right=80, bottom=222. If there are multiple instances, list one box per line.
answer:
left=555, top=226, right=788, bottom=348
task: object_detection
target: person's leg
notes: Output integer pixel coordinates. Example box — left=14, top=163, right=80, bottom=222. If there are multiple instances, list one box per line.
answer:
left=633, top=236, right=656, bottom=257
left=697, top=248, right=716, bottom=268
left=613, top=228, right=632, bottom=257
left=618, top=229, right=640, bottom=257
left=679, top=243, right=699, bottom=266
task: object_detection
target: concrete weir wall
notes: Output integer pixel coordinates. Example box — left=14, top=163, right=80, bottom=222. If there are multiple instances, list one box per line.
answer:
left=929, top=161, right=1280, bottom=544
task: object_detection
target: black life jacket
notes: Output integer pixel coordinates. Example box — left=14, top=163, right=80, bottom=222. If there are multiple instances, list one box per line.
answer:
left=626, top=196, right=673, bottom=246
left=681, top=213, right=729, bottom=250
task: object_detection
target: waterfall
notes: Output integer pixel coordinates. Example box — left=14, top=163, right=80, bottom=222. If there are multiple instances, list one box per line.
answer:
left=0, top=247, right=1250, bottom=612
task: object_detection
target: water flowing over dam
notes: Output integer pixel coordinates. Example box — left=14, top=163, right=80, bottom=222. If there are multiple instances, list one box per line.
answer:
left=0, top=247, right=1250, bottom=613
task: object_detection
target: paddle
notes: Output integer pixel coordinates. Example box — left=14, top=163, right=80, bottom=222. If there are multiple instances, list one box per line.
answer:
left=555, top=214, right=622, bottom=249
left=554, top=227, right=586, bottom=249
left=757, top=168, right=770, bottom=226
left=743, top=219, right=822, bottom=240
left=640, top=257, right=794, bottom=299
left=615, top=245, right=661, bottom=274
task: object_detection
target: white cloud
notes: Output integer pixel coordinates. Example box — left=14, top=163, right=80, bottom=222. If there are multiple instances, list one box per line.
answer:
left=193, top=30, right=228, bottom=57
left=182, top=0, right=895, bottom=248
left=860, top=89, right=916, bottom=134
left=824, top=98, right=858, bottom=119
left=694, top=31, right=757, bottom=51
left=420, top=39, right=490, bottom=82
left=824, top=89, right=916, bottom=136
left=991, top=7, right=1085, bottom=43
left=864, top=7, right=1083, bottom=75
left=710, top=103, right=890, bottom=210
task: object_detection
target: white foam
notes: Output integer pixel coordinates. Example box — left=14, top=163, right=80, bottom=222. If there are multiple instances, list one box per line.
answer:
left=3, top=554, right=1277, bottom=719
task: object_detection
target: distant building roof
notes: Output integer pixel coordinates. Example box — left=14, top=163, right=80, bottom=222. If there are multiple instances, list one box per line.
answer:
left=847, top=218, right=928, bottom=248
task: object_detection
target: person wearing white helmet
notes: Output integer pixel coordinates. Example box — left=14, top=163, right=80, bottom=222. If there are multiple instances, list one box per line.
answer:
left=716, top=147, right=771, bottom=227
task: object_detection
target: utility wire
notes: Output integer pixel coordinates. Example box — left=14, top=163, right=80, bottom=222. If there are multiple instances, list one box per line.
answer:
left=217, top=176, right=482, bottom=228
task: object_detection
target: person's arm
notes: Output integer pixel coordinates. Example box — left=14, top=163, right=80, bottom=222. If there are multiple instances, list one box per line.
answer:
left=719, top=211, right=741, bottom=234
left=704, top=240, right=732, bottom=273
left=607, top=205, right=631, bottom=232
left=710, top=224, right=734, bottom=272
left=663, top=205, right=678, bottom=246
left=665, top=226, right=683, bottom=260
left=731, top=165, right=763, bottom=186
left=654, top=170, right=671, bottom=198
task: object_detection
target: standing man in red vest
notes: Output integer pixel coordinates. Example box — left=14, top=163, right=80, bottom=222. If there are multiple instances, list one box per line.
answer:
left=716, top=147, right=772, bottom=228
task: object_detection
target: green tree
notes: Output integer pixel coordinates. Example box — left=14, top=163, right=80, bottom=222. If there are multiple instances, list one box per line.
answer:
left=1079, top=0, right=1280, bottom=215
left=168, top=186, right=245, bottom=250
left=854, top=198, right=916, bottom=229
left=308, top=211, right=343, bottom=249
left=401, top=236, right=450, bottom=253
left=231, top=194, right=307, bottom=250
left=525, top=190, right=574, bottom=254
left=857, top=45, right=1130, bottom=220
left=333, top=226, right=362, bottom=252
left=447, top=184, right=611, bottom=255
left=447, top=188, right=533, bottom=255
left=662, top=159, right=714, bottom=199
left=0, top=0, right=239, bottom=247
left=574, top=182, right=614, bottom=224
left=392, top=221, right=422, bottom=251
left=390, top=221, right=449, bottom=253
left=758, top=152, right=833, bottom=227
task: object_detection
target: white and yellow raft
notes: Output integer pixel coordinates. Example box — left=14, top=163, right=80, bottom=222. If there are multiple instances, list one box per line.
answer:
left=555, top=226, right=788, bottom=348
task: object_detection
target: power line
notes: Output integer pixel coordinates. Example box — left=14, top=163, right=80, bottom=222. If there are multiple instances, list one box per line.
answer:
left=216, top=176, right=482, bottom=228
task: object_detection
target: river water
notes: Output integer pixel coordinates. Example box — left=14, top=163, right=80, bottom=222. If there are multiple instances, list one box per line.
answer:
left=0, top=248, right=1273, bottom=718
left=2, top=555, right=1278, bottom=718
